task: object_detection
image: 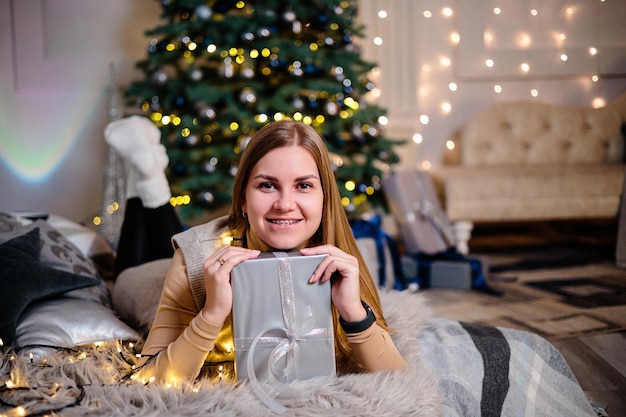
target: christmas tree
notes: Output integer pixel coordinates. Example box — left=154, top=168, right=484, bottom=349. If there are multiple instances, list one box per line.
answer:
left=126, top=0, right=404, bottom=224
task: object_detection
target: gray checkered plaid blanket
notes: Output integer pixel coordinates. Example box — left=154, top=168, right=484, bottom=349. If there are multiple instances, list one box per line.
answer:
left=418, top=318, right=596, bottom=417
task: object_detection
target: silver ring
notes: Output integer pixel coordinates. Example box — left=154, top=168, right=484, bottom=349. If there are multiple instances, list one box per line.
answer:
left=217, top=257, right=226, bottom=265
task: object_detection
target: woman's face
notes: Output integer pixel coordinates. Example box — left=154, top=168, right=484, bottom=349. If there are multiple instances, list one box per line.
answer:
left=242, top=145, right=324, bottom=250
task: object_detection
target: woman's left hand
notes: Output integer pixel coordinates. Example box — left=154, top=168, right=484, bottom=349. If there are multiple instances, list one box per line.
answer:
left=300, top=245, right=367, bottom=323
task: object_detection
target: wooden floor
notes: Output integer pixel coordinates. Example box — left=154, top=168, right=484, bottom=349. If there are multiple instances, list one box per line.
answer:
left=552, top=332, right=626, bottom=417
left=453, top=219, right=625, bottom=416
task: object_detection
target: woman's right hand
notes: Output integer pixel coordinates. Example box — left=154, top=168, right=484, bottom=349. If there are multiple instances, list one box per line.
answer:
left=200, top=246, right=260, bottom=325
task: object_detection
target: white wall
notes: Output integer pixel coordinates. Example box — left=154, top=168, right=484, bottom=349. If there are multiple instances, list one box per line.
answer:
left=359, top=0, right=626, bottom=170
left=1, top=0, right=625, bottom=223
left=0, top=0, right=160, bottom=222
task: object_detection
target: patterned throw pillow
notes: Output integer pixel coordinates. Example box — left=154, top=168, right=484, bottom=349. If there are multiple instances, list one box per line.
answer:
left=0, top=228, right=100, bottom=346
left=0, top=216, right=140, bottom=349
left=0, top=219, right=110, bottom=307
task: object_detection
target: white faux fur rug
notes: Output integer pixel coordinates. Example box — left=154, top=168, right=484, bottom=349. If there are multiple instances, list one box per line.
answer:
left=0, top=291, right=442, bottom=417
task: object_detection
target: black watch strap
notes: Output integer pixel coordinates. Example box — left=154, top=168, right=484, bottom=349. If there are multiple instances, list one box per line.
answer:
left=339, top=301, right=376, bottom=334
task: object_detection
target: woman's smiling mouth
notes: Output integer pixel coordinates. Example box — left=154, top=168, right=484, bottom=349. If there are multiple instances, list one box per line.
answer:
left=267, top=219, right=301, bottom=226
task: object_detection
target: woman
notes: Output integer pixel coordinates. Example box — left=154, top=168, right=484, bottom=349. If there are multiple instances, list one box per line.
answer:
left=137, top=120, right=407, bottom=384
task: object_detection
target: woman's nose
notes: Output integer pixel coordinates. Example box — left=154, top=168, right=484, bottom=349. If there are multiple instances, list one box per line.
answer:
left=273, top=190, right=295, bottom=211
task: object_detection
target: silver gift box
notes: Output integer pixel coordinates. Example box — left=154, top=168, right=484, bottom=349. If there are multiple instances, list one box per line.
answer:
left=231, top=252, right=336, bottom=383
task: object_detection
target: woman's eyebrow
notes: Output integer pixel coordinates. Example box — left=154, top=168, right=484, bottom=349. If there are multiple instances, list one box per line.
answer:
left=252, top=174, right=320, bottom=182
left=295, top=174, right=320, bottom=182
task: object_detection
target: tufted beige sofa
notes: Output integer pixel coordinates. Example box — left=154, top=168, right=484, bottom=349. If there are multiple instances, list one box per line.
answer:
left=433, top=91, right=626, bottom=254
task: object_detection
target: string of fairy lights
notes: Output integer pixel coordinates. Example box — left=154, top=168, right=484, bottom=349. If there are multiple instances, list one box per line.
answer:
left=362, top=0, right=616, bottom=172
left=0, top=338, right=204, bottom=416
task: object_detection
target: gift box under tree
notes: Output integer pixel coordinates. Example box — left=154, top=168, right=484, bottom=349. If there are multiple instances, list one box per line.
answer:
left=382, top=170, right=456, bottom=255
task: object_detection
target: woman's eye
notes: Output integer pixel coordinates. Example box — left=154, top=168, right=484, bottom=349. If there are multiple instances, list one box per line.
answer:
left=259, top=182, right=275, bottom=189
left=298, top=182, right=313, bottom=190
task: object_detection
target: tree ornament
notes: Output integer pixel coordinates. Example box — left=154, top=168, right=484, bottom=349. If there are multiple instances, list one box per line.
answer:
left=239, top=87, right=257, bottom=104
left=148, top=39, right=158, bottom=54
left=199, top=105, right=216, bottom=120
left=152, top=69, right=169, bottom=85
left=257, top=27, right=271, bottom=38
left=221, top=58, right=234, bottom=78
left=326, top=101, right=339, bottom=116
left=200, top=190, right=215, bottom=204
left=196, top=5, right=213, bottom=20
left=283, top=10, right=296, bottom=22
left=191, top=68, right=203, bottom=81
left=242, top=32, right=255, bottom=42
left=292, top=96, right=305, bottom=110
left=241, top=65, right=255, bottom=78
left=150, top=96, right=161, bottom=111
left=204, top=158, right=218, bottom=173
left=333, top=66, right=345, bottom=81
left=186, top=135, right=199, bottom=146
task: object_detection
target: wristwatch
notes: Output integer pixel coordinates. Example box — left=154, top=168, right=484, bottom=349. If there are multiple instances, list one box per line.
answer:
left=339, top=301, right=376, bottom=334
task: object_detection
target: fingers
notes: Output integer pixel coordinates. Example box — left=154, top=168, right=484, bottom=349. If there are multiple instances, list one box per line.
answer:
left=204, top=247, right=260, bottom=276
left=301, top=245, right=357, bottom=284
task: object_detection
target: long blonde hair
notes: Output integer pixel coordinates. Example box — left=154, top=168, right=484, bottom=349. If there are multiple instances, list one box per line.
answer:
left=228, top=120, right=388, bottom=373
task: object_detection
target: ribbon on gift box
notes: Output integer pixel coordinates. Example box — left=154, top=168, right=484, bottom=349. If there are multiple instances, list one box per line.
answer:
left=234, top=252, right=334, bottom=414
left=409, top=173, right=456, bottom=248
left=350, top=215, right=406, bottom=290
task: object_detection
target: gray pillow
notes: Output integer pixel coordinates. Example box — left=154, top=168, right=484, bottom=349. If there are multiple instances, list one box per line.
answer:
left=0, top=220, right=141, bottom=349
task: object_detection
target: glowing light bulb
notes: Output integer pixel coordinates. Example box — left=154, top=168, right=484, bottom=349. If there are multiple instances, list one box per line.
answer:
left=494, top=85, right=503, bottom=93
left=485, top=59, right=494, bottom=68
left=591, top=74, right=599, bottom=82
left=419, top=115, right=429, bottom=125
left=493, top=8, right=501, bottom=15
left=531, top=89, right=539, bottom=97
left=443, top=7, right=453, bottom=17
left=521, top=63, right=530, bottom=72
left=413, top=133, right=423, bottom=144
left=589, top=47, right=598, bottom=55
left=449, top=82, right=458, bottom=92
left=560, top=53, right=568, bottom=61
left=446, top=140, right=455, bottom=150
left=378, top=10, right=387, bottom=18
left=592, top=98, right=605, bottom=108
left=423, top=10, right=432, bottom=18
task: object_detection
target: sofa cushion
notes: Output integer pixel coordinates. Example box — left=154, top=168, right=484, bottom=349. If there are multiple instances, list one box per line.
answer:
left=460, top=102, right=624, bottom=166
left=436, top=164, right=626, bottom=222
